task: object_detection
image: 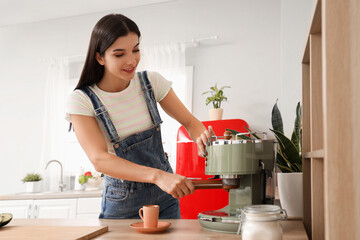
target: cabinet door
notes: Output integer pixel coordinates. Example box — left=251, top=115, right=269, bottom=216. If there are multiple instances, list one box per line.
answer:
left=0, top=200, right=33, bottom=218
left=34, top=199, right=77, bottom=219
left=77, top=197, right=102, bottom=219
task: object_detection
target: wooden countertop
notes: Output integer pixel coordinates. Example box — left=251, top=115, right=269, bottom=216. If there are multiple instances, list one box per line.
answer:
left=6, top=218, right=309, bottom=239
left=0, top=190, right=102, bottom=200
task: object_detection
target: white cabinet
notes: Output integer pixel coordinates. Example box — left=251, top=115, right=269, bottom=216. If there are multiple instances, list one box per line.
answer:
left=34, top=199, right=77, bottom=218
left=0, top=200, right=33, bottom=218
left=0, top=197, right=101, bottom=219
left=0, top=199, right=76, bottom=219
left=76, top=197, right=102, bottom=219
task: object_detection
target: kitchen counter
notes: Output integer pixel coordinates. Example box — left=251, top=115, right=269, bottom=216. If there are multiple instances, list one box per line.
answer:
left=0, top=190, right=102, bottom=200
left=5, top=218, right=309, bottom=239
left=0, top=187, right=278, bottom=201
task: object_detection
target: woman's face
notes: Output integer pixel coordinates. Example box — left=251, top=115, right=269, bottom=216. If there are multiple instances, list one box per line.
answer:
left=97, top=32, right=140, bottom=82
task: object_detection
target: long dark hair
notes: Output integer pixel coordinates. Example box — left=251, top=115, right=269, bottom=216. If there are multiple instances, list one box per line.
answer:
left=75, top=14, right=141, bottom=90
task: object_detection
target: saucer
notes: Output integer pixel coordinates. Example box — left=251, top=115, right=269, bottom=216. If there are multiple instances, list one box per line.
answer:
left=130, top=221, right=171, bottom=233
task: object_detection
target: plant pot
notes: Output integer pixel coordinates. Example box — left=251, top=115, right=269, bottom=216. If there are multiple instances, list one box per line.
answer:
left=77, top=184, right=85, bottom=191
left=209, top=108, right=223, bottom=120
left=277, top=172, right=303, bottom=218
left=25, top=181, right=42, bottom=193
left=85, top=177, right=103, bottom=191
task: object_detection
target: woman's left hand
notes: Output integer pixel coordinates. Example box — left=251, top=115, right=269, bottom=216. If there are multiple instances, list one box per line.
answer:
left=196, top=125, right=215, bottom=158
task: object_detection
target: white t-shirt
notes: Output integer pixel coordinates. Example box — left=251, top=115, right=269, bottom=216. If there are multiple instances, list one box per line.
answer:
left=66, top=71, right=172, bottom=154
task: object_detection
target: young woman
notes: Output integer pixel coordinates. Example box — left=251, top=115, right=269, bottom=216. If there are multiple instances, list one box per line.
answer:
left=66, top=13, right=212, bottom=219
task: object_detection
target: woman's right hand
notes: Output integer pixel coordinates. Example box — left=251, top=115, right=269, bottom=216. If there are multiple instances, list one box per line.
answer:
left=155, top=171, right=195, bottom=199
left=196, top=125, right=216, bottom=158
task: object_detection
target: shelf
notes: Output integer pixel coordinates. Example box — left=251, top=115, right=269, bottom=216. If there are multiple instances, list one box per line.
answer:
left=303, top=149, right=324, bottom=159
left=301, top=0, right=360, bottom=239
left=302, top=1, right=324, bottom=239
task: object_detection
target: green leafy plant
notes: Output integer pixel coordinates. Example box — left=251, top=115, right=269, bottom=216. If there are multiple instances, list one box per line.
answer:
left=202, top=84, right=230, bottom=109
left=225, top=127, right=260, bottom=140
left=78, top=171, right=93, bottom=185
left=21, top=173, right=42, bottom=183
left=270, top=100, right=302, bottom=173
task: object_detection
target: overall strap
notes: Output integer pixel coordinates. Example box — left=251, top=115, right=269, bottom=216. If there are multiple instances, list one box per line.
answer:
left=80, top=87, right=121, bottom=143
left=138, top=71, right=163, bottom=126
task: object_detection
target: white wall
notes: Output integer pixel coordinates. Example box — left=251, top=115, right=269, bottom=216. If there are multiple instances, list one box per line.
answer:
left=0, top=0, right=314, bottom=194
left=280, top=0, right=315, bottom=136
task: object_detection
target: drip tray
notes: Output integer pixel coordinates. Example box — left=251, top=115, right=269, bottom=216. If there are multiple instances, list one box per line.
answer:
left=197, top=210, right=240, bottom=234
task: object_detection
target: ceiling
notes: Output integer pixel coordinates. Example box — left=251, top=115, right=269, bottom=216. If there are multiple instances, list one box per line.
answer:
left=0, top=0, right=175, bottom=27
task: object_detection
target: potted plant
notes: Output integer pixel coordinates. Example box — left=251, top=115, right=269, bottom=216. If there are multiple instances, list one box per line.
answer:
left=22, top=173, right=43, bottom=193
left=202, top=84, right=230, bottom=120
left=270, top=100, right=303, bottom=218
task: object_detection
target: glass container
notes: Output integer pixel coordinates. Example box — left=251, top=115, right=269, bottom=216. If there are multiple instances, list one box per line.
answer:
left=239, top=205, right=287, bottom=240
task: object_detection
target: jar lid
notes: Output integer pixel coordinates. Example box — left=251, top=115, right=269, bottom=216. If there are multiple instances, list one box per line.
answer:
left=243, top=205, right=281, bottom=214
left=241, top=205, right=287, bottom=221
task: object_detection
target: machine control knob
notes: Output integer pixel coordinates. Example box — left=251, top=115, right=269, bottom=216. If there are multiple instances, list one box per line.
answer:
left=224, top=130, right=232, bottom=140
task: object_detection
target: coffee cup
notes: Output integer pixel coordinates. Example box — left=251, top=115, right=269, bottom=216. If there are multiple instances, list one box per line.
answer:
left=138, top=205, right=159, bottom=228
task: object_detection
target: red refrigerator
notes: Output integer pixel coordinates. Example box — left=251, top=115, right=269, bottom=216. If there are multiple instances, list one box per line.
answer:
left=176, top=119, right=249, bottom=219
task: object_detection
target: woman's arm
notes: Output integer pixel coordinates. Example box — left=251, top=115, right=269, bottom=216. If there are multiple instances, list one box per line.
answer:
left=70, top=114, right=194, bottom=198
left=159, top=88, right=214, bottom=157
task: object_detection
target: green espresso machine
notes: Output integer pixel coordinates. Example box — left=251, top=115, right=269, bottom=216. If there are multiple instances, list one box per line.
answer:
left=197, top=133, right=277, bottom=233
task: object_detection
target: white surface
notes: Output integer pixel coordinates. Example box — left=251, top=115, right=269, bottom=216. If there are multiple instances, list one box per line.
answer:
left=0, top=190, right=102, bottom=200
left=277, top=172, right=303, bottom=218
left=25, top=182, right=42, bottom=193
left=0, top=0, right=175, bottom=27
left=280, top=0, right=315, bottom=137
left=242, top=221, right=283, bottom=240
left=0, top=0, right=315, bottom=195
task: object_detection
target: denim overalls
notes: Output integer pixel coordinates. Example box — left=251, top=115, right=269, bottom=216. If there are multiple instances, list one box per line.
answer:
left=80, top=71, right=180, bottom=219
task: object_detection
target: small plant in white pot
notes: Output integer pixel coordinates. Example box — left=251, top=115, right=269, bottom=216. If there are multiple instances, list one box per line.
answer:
left=22, top=173, right=43, bottom=193
left=270, top=100, right=303, bottom=218
left=202, top=84, right=230, bottom=120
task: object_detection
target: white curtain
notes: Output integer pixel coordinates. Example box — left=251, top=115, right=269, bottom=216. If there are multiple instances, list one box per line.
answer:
left=40, top=58, right=69, bottom=191
left=139, top=42, right=185, bottom=71
left=138, top=42, right=192, bottom=171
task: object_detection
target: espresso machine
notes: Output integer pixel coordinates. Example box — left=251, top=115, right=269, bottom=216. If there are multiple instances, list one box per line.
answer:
left=192, top=132, right=277, bottom=233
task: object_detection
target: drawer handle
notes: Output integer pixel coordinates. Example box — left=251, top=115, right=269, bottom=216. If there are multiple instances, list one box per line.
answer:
left=34, top=205, right=38, bottom=218
left=27, top=204, right=32, bottom=219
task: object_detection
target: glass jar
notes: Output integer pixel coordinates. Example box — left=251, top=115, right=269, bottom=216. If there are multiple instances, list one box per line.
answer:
left=239, top=205, right=287, bottom=240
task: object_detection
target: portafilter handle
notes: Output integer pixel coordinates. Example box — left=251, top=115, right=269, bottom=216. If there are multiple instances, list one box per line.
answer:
left=191, top=179, right=239, bottom=190
left=191, top=179, right=223, bottom=189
